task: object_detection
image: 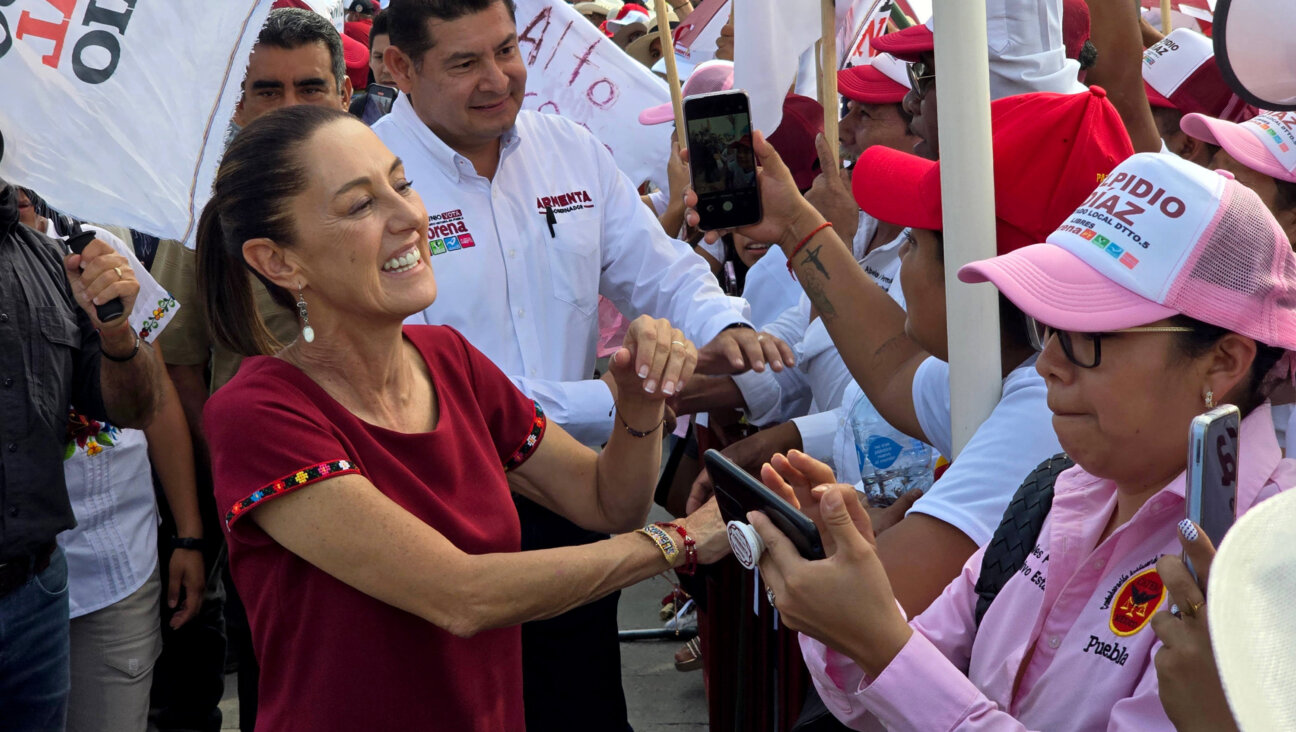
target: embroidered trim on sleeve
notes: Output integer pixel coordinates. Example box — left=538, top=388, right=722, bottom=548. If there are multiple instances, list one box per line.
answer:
left=225, top=459, right=359, bottom=529
left=503, top=402, right=547, bottom=472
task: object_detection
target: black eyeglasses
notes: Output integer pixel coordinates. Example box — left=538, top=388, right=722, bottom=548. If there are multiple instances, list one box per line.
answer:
left=1025, top=316, right=1194, bottom=369
left=907, top=61, right=936, bottom=98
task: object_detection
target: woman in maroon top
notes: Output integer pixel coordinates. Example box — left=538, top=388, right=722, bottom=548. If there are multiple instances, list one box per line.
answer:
left=194, top=106, right=729, bottom=731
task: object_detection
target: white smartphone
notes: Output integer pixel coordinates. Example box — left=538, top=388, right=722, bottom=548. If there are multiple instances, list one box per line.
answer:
left=1183, top=405, right=1240, bottom=581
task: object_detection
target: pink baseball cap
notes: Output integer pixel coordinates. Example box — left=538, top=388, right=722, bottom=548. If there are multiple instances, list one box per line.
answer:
left=639, top=60, right=732, bottom=125
left=959, top=153, right=1296, bottom=349
left=1181, top=111, right=1296, bottom=184
left=1142, top=28, right=1255, bottom=122
left=837, top=53, right=910, bottom=105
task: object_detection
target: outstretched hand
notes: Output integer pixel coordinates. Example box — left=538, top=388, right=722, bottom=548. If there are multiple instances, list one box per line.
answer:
left=748, top=484, right=911, bottom=677
left=681, top=130, right=822, bottom=247
left=608, top=315, right=697, bottom=400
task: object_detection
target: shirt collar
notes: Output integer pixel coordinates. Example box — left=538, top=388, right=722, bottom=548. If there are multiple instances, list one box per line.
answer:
left=391, top=94, right=522, bottom=181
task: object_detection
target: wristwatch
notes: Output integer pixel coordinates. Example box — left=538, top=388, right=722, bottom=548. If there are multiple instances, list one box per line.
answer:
left=171, top=537, right=205, bottom=551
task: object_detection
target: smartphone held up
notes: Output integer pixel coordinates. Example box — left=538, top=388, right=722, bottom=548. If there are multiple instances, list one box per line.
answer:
left=683, top=90, right=763, bottom=230
left=1184, top=405, right=1240, bottom=581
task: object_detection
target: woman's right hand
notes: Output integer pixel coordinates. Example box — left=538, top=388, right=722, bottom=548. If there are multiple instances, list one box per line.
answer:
left=609, top=315, right=698, bottom=400
left=677, top=497, right=731, bottom=564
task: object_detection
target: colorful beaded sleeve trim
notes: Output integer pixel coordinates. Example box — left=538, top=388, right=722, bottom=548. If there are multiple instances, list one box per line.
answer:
left=503, top=401, right=547, bottom=472
left=224, top=459, right=359, bottom=529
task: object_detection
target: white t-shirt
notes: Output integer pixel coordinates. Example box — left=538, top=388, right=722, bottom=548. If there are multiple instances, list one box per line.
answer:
left=51, top=224, right=180, bottom=617
left=906, top=355, right=1062, bottom=546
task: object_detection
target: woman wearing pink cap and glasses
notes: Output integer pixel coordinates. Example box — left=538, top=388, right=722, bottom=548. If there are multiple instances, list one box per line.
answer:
left=747, top=152, right=1296, bottom=730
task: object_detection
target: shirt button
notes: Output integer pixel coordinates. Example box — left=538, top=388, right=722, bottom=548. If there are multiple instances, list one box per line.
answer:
left=508, top=249, right=517, bottom=258
left=517, top=308, right=525, bottom=317
left=1047, top=636, right=1061, bottom=649
left=6, top=443, right=16, bottom=452
left=2, top=377, right=11, bottom=388
left=529, top=368, right=537, bottom=377
left=0, top=313, right=8, bottom=323
left=7, top=505, right=17, bottom=518
left=1092, top=559, right=1105, bottom=570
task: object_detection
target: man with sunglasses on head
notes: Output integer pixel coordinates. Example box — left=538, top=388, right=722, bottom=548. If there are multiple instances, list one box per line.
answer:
left=871, top=0, right=1089, bottom=160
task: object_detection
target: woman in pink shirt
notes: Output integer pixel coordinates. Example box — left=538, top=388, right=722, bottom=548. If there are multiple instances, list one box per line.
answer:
left=747, top=152, right=1296, bottom=730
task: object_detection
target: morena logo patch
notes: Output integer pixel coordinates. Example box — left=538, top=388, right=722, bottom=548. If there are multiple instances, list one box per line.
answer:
left=1070, top=227, right=1140, bottom=269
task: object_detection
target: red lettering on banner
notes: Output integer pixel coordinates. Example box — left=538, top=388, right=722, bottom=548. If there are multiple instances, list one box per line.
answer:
left=517, top=7, right=552, bottom=65
left=16, top=0, right=77, bottom=68
left=544, top=21, right=574, bottom=71
left=569, top=37, right=600, bottom=85
left=587, top=78, right=618, bottom=109
left=850, top=14, right=889, bottom=59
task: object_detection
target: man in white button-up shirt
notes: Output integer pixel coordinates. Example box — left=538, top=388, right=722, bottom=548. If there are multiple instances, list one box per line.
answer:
left=374, top=1, right=789, bottom=728
left=375, top=0, right=787, bottom=446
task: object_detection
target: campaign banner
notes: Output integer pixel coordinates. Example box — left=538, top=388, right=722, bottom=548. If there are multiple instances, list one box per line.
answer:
left=671, top=0, right=729, bottom=69
left=515, top=0, right=674, bottom=189
left=0, top=1, right=274, bottom=241
left=839, top=0, right=895, bottom=68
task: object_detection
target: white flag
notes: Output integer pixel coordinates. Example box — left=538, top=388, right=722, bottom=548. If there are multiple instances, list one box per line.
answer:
left=514, top=0, right=674, bottom=189
left=0, top=1, right=274, bottom=240
left=733, top=0, right=821, bottom=133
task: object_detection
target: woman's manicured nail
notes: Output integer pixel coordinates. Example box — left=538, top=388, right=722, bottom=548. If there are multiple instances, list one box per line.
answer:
left=1179, top=519, right=1198, bottom=542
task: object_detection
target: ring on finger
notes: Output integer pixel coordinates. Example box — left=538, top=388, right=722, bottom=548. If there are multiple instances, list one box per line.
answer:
left=1183, top=599, right=1205, bottom=619
left=114, top=266, right=123, bottom=279
left=757, top=334, right=766, bottom=342
left=765, top=586, right=776, bottom=608
left=671, top=340, right=687, bottom=348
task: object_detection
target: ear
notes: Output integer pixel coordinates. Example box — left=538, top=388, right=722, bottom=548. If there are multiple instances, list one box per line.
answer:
left=384, top=44, right=418, bottom=95
left=1206, top=333, right=1260, bottom=405
left=242, top=237, right=302, bottom=293
left=340, top=76, right=354, bottom=109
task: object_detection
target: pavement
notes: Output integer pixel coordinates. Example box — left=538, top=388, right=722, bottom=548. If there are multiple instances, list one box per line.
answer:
left=218, top=509, right=709, bottom=730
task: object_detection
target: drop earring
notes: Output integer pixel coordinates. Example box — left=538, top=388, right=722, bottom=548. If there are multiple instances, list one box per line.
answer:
left=296, top=286, right=315, bottom=343
left=1204, top=389, right=1215, bottom=409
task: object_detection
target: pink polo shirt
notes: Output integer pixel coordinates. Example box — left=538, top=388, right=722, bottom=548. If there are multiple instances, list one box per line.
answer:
left=801, top=404, right=1294, bottom=731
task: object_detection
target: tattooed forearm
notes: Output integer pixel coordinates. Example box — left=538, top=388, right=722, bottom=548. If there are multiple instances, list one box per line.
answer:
left=802, top=276, right=837, bottom=321
left=801, top=244, right=829, bottom=279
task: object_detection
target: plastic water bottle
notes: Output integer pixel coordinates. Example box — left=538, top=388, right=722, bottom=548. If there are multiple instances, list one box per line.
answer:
left=848, top=393, right=935, bottom=506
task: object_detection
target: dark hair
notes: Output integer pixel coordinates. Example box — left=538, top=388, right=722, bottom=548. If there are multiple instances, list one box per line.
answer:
left=1275, top=177, right=1296, bottom=218
left=257, top=8, right=347, bottom=92
left=370, top=9, right=389, bottom=42
left=1077, top=40, right=1098, bottom=72
left=1169, top=314, right=1286, bottom=416
left=386, top=0, right=517, bottom=66
left=197, top=105, right=353, bottom=357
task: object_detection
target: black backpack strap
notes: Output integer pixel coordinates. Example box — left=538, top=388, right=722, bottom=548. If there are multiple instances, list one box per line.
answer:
left=972, top=452, right=1073, bottom=629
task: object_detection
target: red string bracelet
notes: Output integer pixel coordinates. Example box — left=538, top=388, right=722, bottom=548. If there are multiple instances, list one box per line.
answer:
left=656, top=522, right=697, bottom=576
left=787, top=221, right=834, bottom=276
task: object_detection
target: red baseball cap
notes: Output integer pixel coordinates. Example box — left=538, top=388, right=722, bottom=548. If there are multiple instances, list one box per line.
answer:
left=871, top=18, right=934, bottom=63
left=1142, top=28, right=1256, bottom=122
left=768, top=95, right=825, bottom=190
left=837, top=53, right=910, bottom=105
left=852, top=86, right=1134, bottom=255
left=1062, top=0, right=1091, bottom=61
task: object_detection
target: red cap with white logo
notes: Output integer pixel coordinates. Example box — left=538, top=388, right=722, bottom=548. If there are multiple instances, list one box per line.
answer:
left=1141, top=28, right=1254, bottom=122
left=960, top=153, right=1296, bottom=349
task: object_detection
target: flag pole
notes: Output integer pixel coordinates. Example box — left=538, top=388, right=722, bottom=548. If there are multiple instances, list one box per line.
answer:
left=932, top=0, right=1001, bottom=457
left=1160, top=0, right=1173, bottom=34
left=653, top=0, right=688, bottom=138
left=819, top=0, right=839, bottom=170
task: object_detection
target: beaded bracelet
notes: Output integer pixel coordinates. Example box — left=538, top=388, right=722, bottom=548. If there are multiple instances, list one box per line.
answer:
left=637, top=524, right=681, bottom=567
left=656, top=522, right=697, bottom=575
left=617, top=406, right=665, bottom=438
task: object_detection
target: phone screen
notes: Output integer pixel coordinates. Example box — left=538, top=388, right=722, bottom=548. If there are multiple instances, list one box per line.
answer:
left=683, top=91, right=762, bottom=229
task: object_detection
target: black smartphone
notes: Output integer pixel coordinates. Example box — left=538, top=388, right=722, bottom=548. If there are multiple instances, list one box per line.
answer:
left=683, top=90, right=763, bottom=230
left=1184, top=405, right=1240, bottom=581
left=704, top=449, right=825, bottom=560
left=366, top=83, right=398, bottom=118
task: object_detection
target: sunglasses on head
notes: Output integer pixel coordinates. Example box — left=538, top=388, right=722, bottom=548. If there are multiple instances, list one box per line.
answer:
left=907, top=61, right=935, bottom=97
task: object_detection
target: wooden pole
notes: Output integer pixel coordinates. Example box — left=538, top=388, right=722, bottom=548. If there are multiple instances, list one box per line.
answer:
left=653, top=0, right=687, bottom=138
left=1160, top=0, right=1173, bottom=34
left=819, top=0, right=839, bottom=170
